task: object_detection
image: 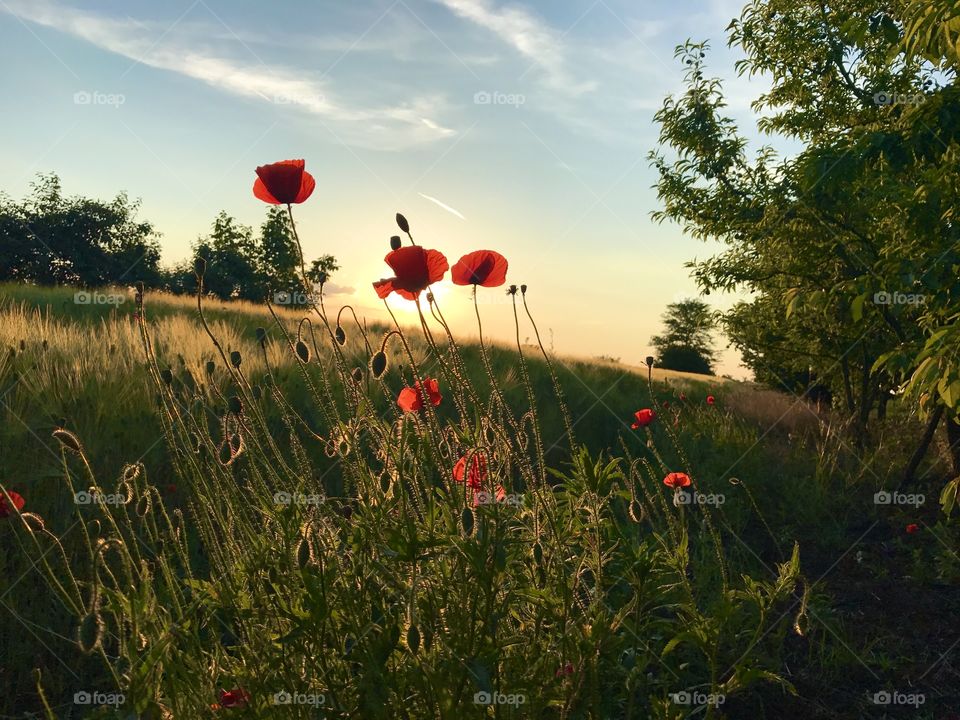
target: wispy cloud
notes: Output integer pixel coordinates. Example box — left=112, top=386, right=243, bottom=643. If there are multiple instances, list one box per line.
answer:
left=432, top=0, right=595, bottom=95
left=417, top=192, right=465, bottom=219
left=0, top=0, right=457, bottom=150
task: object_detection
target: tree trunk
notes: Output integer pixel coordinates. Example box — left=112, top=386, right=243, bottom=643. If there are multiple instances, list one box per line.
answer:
left=946, top=414, right=960, bottom=477
left=902, top=405, right=945, bottom=488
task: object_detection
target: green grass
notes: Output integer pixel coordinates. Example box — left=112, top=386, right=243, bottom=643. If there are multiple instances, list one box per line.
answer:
left=0, top=281, right=956, bottom=719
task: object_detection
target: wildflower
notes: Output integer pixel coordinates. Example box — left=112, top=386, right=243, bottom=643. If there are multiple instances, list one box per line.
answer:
left=679, top=393, right=687, bottom=401
left=217, top=688, right=250, bottom=709
left=631, top=409, right=656, bottom=429
left=663, top=472, right=691, bottom=489
left=0, top=490, right=25, bottom=518
left=451, top=250, right=508, bottom=287
left=555, top=662, right=575, bottom=678
left=453, top=452, right=488, bottom=490
left=373, top=246, right=448, bottom=301
left=906, top=523, right=920, bottom=534
left=132, top=312, right=141, bottom=322
left=661, top=400, right=670, bottom=408
left=706, top=395, right=716, bottom=405
left=253, top=159, right=315, bottom=204
left=397, top=378, right=442, bottom=413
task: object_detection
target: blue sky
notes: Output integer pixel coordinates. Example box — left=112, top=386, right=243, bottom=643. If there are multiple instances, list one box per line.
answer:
left=0, top=0, right=782, bottom=377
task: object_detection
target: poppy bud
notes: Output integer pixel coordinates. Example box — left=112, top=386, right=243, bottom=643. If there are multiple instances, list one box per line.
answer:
left=422, top=625, right=434, bottom=651
left=316, top=272, right=328, bottom=285
left=371, top=351, right=387, bottom=378
left=351, top=367, right=363, bottom=383
left=160, top=368, right=173, bottom=385
left=297, top=536, right=312, bottom=569
left=194, top=257, right=206, bottom=277
left=532, top=542, right=543, bottom=564
left=228, top=396, right=243, bottom=415
left=396, top=213, right=410, bottom=233
left=507, top=285, right=518, bottom=295
left=645, top=356, right=654, bottom=368
left=230, top=351, right=242, bottom=368
left=135, top=281, right=145, bottom=294
left=255, top=327, right=266, bottom=345
left=390, top=235, right=402, bottom=250
left=335, top=326, right=346, bottom=345
left=52, top=428, right=82, bottom=453
left=295, top=340, right=310, bottom=363
left=406, top=625, right=421, bottom=654
left=77, top=611, right=103, bottom=654
left=342, top=505, right=353, bottom=520
left=461, top=506, right=474, bottom=536
left=520, top=284, right=527, bottom=294
left=205, top=360, right=216, bottom=375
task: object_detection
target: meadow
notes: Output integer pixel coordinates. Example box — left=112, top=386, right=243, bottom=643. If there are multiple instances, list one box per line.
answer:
left=0, top=270, right=954, bottom=718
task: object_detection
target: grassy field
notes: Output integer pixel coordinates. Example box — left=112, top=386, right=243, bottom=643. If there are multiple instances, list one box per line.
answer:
left=0, top=282, right=956, bottom=718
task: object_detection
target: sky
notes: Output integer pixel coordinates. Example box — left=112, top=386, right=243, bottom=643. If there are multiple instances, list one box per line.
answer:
left=0, top=0, right=787, bottom=378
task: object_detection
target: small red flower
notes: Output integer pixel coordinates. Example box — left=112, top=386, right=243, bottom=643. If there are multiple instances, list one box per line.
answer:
left=663, top=472, right=691, bottom=489
left=453, top=452, right=488, bottom=490
left=631, top=408, right=656, bottom=429
left=905, top=523, right=920, bottom=534
left=661, top=400, right=670, bottom=408
left=555, top=662, right=575, bottom=677
left=0, top=491, right=24, bottom=518
left=451, top=250, right=508, bottom=287
left=706, top=395, right=716, bottom=405
left=397, top=378, right=442, bottom=413
left=132, top=312, right=141, bottom=322
left=253, top=159, right=315, bottom=204
left=165, top=484, right=177, bottom=495
left=679, top=393, right=687, bottom=401
left=217, top=688, right=250, bottom=709
left=373, top=246, right=448, bottom=301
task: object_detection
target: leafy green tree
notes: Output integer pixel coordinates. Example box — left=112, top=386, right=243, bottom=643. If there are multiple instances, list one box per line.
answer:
left=192, top=212, right=261, bottom=301
left=650, top=299, right=717, bottom=374
left=257, top=207, right=302, bottom=295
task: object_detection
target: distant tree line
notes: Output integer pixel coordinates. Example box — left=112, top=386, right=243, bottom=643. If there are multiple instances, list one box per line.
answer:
left=0, top=173, right=337, bottom=303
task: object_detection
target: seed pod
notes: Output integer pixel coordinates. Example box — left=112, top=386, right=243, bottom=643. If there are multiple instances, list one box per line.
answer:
left=406, top=625, right=421, bottom=654
left=77, top=611, right=103, bottom=654
left=52, top=428, right=82, bottom=453
left=379, top=473, right=391, bottom=494
left=532, top=542, right=543, bottom=564
left=351, top=367, right=363, bottom=383
left=255, top=327, right=267, bottom=345
left=228, top=396, right=243, bottom=415
left=297, top=536, right=312, bottom=569
left=194, top=257, right=206, bottom=277
left=316, top=271, right=328, bottom=285
left=205, top=360, right=216, bottom=375
left=390, top=235, right=402, bottom=250
left=370, top=351, right=387, bottom=378
left=295, top=340, right=310, bottom=363
left=396, top=213, right=409, bottom=233
left=230, top=351, right=242, bottom=368
left=520, top=284, right=527, bottom=294
left=335, top=325, right=346, bottom=345
left=160, top=368, right=173, bottom=385
left=461, top=507, right=474, bottom=536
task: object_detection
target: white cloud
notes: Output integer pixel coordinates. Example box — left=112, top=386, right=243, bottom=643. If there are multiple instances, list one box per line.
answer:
left=1, top=0, right=457, bottom=150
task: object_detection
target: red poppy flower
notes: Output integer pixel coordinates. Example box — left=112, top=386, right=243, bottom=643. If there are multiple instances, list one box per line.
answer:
left=905, top=523, right=920, bottom=534
left=706, top=395, right=716, bottom=405
left=631, top=409, right=656, bottom=429
left=679, top=393, right=687, bottom=401
left=217, top=688, right=250, bottom=709
left=663, top=472, right=691, bottom=489
left=555, top=662, right=575, bottom=677
left=373, top=246, right=448, bottom=301
left=253, top=159, right=316, bottom=205
left=451, top=250, right=508, bottom=287
left=453, top=452, right=488, bottom=490
left=0, top=491, right=24, bottom=518
left=397, top=378, right=442, bottom=413
left=661, top=400, right=670, bottom=408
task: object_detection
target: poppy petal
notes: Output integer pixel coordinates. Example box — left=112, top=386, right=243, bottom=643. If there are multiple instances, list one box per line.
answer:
left=253, top=178, right=280, bottom=204
left=397, top=387, right=422, bottom=413
left=452, top=250, right=507, bottom=287
left=254, top=160, right=308, bottom=205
